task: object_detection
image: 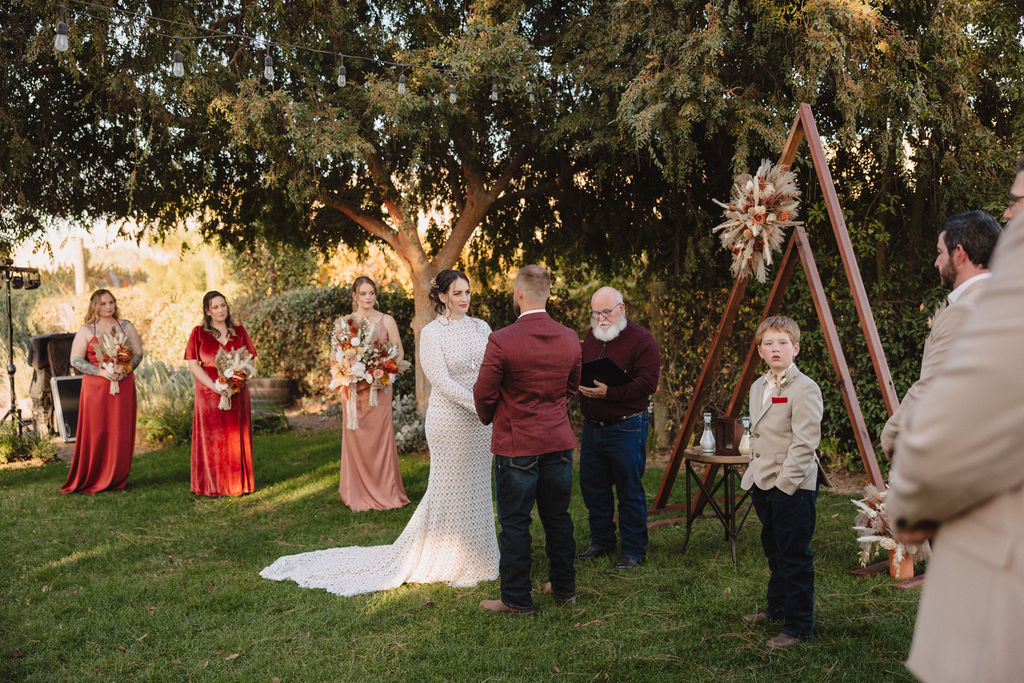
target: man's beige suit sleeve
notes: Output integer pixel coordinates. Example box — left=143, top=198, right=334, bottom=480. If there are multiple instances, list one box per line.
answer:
left=880, top=303, right=970, bottom=457
left=888, top=214, right=1024, bottom=527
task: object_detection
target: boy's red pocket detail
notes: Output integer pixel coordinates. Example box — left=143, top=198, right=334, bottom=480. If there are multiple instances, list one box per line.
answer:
left=771, top=397, right=788, bottom=404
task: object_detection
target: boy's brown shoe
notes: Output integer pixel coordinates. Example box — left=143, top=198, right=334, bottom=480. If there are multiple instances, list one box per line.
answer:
left=479, top=599, right=533, bottom=615
left=766, top=632, right=801, bottom=649
left=741, top=610, right=775, bottom=624
left=543, top=581, right=576, bottom=606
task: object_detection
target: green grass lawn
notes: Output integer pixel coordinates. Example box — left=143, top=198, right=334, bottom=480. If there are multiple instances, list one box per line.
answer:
left=1, top=430, right=918, bottom=681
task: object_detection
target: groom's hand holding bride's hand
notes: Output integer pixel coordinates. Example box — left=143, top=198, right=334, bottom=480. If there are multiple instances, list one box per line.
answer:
left=579, top=380, right=608, bottom=399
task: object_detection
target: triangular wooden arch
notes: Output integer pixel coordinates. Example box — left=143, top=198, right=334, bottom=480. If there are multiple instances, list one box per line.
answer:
left=652, top=103, right=896, bottom=514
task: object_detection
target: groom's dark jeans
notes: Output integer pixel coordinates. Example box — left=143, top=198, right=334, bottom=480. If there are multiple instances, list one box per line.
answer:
left=494, top=450, right=576, bottom=611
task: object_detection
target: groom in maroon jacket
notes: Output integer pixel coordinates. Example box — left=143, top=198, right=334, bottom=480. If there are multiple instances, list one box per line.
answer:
left=474, top=265, right=582, bottom=614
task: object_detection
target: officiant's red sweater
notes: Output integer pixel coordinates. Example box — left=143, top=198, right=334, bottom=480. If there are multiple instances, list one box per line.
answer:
left=580, top=321, right=661, bottom=422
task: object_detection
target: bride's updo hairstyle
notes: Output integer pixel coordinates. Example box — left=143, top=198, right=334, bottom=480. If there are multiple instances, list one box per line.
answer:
left=428, top=269, right=469, bottom=315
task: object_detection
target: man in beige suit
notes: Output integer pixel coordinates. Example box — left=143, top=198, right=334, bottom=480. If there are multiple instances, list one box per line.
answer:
left=888, top=158, right=1024, bottom=683
left=880, top=210, right=1002, bottom=457
left=739, top=316, right=823, bottom=649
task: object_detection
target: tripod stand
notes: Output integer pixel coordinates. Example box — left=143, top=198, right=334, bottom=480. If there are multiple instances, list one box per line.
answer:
left=1, top=261, right=41, bottom=435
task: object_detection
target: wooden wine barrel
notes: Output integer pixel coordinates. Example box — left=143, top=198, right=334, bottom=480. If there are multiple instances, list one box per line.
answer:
left=248, top=377, right=296, bottom=408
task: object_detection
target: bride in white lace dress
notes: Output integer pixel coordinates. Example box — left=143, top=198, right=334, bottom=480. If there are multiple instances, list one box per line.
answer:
left=260, top=269, right=498, bottom=595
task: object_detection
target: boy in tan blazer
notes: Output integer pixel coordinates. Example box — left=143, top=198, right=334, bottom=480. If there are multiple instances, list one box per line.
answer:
left=740, top=316, right=823, bottom=649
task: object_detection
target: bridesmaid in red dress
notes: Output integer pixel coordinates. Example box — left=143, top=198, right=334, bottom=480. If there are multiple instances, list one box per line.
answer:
left=185, top=291, right=257, bottom=497
left=62, top=289, right=144, bottom=494
left=337, top=276, right=410, bottom=511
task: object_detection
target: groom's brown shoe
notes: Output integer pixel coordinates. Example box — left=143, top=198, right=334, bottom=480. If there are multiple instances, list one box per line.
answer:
left=543, top=581, right=576, bottom=606
left=479, top=599, right=533, bottom=615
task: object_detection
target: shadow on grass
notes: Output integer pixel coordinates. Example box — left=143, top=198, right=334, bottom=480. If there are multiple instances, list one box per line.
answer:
left=1, top=429, right=920, bottom=681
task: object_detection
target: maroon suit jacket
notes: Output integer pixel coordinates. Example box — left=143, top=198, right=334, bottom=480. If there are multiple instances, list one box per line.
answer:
left=473, top=311, right=582, bottom=457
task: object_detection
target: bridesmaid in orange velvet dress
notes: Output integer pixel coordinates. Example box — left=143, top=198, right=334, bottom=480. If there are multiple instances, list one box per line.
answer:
left=185, top=291, right=257, bottom=497
left=337, top=276, right=410, bottom=511
left=62, top=289, right=144, bottom=494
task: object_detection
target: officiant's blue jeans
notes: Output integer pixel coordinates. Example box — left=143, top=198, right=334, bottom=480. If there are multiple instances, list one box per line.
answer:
left=580, top=413, right=649, bottom=561
left=494, top=450, right=576, bottom=611
left=750, top=483, right=818, bottom=640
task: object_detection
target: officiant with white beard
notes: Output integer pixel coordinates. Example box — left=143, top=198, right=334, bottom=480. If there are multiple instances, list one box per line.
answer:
left=577, top=287, right=660, bottom=569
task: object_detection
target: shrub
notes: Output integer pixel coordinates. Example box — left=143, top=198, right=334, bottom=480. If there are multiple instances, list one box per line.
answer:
left=392, top=392, right=426, bottom=454
left=252, top=408, right=290, bottom=435
left=0, top=423, right=59, bottom=464
left=25, top=431, right=60, bottom=461
left=135, top=361, right=195, bottom=446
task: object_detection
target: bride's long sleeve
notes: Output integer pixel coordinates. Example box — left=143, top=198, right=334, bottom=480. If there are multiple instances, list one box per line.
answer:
left=418, top=322, right=484, bottom=415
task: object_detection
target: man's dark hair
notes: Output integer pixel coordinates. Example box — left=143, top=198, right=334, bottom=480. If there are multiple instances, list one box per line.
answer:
left=939, top=210, right=1002, bottom=269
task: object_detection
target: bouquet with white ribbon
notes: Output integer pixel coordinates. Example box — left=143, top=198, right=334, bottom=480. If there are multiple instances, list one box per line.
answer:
left=213, top=347, right=256, bottom=410
left=98, top=326, right=133, bottom=395
left=329, top=315, right=408, bottom=429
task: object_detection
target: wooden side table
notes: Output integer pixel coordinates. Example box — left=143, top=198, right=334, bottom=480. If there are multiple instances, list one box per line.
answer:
left=680, top=446, right=753, bottom=567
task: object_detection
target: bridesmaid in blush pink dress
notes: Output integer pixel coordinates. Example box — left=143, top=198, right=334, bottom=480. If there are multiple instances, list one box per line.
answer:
left=337, top=276, right=410, bottom=511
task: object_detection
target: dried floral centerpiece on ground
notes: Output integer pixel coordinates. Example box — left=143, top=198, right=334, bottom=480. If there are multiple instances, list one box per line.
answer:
left=852, top=483, right=930, bottom=578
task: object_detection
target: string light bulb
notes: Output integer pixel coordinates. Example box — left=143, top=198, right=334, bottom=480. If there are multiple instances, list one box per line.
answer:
left=41, top=4, right=536, bottom=100
left=337, top=57, right=346, bottom=87
left=263, top=49, right=274, bottom=82
left=54, top=5, right=69, bottom=52
left=172, top=37, right=184, bottom=77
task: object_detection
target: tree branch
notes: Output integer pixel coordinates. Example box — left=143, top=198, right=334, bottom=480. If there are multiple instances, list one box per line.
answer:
left=491, top=148, right=530, bottom=197
left=320, top=191, right=429, bottom=272
left=451, top=128, right=486, bottom=196
left=362, top=149, right=408, bottom=229
left=432, top=146, right=533, bottom=269
left=320, top=193, right=399, bottom=251
left=492, top=178, right=561, bottom=212
left=92, top=87, right=202, bottom=127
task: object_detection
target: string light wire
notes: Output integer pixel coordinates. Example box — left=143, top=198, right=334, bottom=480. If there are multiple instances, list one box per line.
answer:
left=56, top=0, right=536, bottom=96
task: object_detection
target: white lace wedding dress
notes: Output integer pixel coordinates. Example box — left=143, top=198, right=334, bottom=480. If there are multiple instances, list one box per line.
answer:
left=260, top=315, right=499, bottom=596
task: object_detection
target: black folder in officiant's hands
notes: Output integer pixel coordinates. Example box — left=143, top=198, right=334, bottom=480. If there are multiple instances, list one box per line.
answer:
left=580, top=357, right=632, bottom=388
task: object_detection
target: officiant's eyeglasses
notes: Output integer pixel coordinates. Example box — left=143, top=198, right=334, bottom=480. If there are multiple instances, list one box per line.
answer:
left=590, top=305, right=622, bottom=320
